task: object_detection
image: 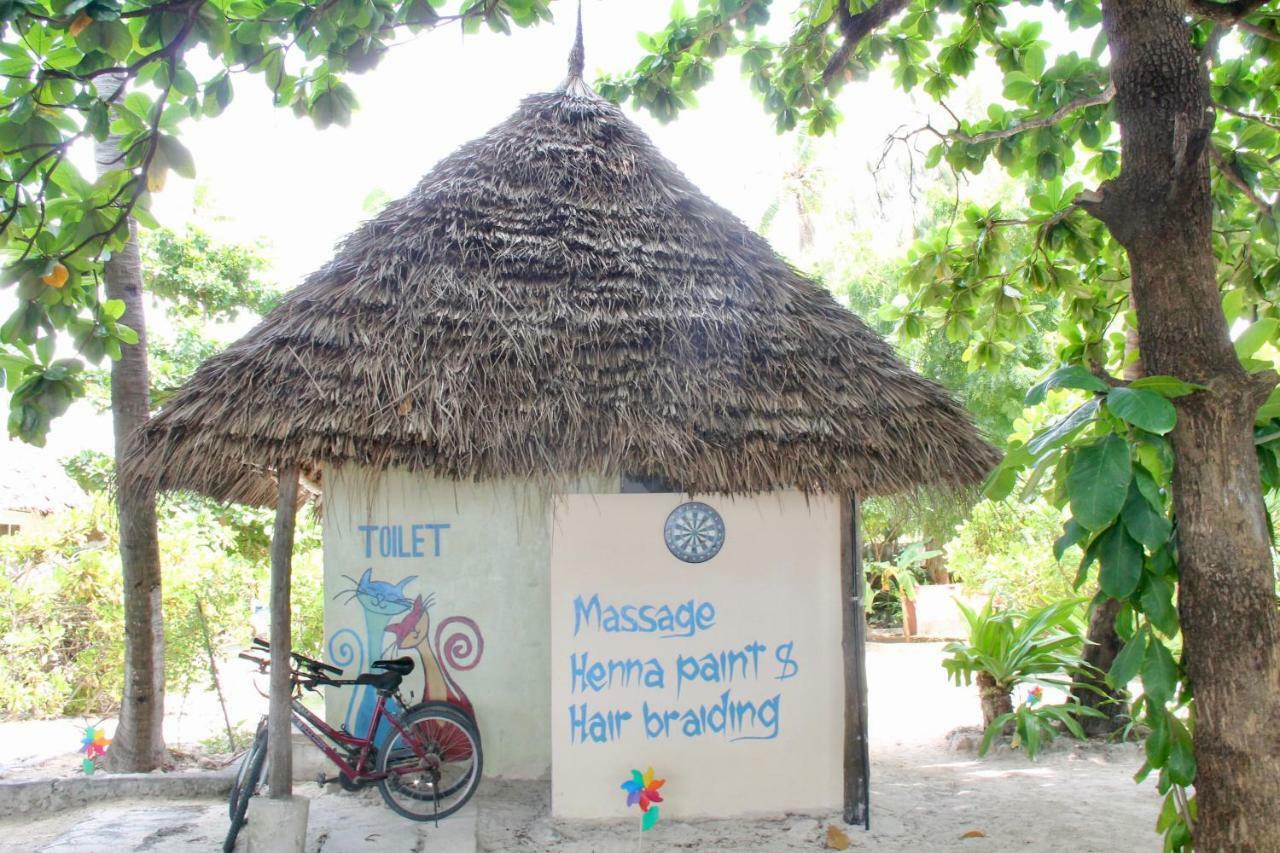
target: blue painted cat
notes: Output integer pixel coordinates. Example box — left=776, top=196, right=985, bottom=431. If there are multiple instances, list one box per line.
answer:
left=332, top=568, right=416, bottom=744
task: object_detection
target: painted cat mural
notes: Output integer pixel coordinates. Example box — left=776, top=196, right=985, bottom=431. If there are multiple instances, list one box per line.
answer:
left=387, top=594, right=483, bottom=717
left=327, top=568, right=483, bottom=744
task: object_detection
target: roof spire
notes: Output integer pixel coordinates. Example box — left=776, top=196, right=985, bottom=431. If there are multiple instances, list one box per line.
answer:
left=559, top=1, right=594, bottom=96
left=568, top=1, right=584, bottom=80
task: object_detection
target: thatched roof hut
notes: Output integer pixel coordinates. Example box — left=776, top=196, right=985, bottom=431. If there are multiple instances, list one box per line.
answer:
left=127, top=53, right=995, bottom=505
left=124, top=28, right=1003, bottom=819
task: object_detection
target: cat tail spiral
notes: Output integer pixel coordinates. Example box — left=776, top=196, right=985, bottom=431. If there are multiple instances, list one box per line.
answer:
left=435, top=616, right=484, bottom=710
left=328, top=628, right=363, bottom=731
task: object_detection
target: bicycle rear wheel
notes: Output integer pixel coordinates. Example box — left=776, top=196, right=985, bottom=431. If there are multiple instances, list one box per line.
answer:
left=225, top=721, right=268, bottom=852
left=386, top=701, right=479, bottom=798
left=376, top=704, right=482, bottom=821
left=228, top=719, right=267, bottom=819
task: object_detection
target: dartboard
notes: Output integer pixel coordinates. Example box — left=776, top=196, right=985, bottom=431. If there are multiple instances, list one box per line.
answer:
left=663, top=502, right=726, bottom=564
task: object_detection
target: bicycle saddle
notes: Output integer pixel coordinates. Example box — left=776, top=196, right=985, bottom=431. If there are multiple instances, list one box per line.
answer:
left=372, top=657, right=414, bottom=676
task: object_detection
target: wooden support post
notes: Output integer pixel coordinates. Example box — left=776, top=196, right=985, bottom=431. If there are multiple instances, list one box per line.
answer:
left=268, top=462, right=300, bottom=799
left=841, top=493, right=870, bottom=828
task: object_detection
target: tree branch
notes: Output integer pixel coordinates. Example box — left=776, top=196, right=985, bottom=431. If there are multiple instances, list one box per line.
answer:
left=1217, top=102, right=1280, bottom=131
left=1240, top=18, right=1280, bottom=40
left=950, top=83, right=1115, bottom=144
left=1183, top=0, right=1272, bottom=24
left=1210, top=146, right=1277, bottom=214
left=822, top=0, right=912, bottom=86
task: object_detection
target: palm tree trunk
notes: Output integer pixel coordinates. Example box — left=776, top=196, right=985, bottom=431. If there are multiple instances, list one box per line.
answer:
left=976, top=671, right=1013, bottom=730
left=96, top=74, right=165, bottom=772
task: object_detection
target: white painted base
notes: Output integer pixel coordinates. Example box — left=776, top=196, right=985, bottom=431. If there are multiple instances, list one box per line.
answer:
left=246, top=796, right=309, bottom=853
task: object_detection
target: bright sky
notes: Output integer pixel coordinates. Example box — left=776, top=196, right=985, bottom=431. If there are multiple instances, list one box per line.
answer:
left=37, top=0, right=1091, bottom=458
left=152, top=0, right=902, bottom=285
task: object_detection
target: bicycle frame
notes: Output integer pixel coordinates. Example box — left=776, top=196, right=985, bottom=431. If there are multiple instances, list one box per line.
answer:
left=289, top=690, right=429, bottom=783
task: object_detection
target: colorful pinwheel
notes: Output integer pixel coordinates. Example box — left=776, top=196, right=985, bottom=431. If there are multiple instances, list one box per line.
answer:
left=1025, top=686, right=1044, bottom=707
left=620, top=767, right=665, bottom=831
left=80, top=724, right=111, bottom=773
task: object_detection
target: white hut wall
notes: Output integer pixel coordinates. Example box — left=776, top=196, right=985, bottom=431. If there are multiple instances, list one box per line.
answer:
left=322, top=466, right=611, bottom=778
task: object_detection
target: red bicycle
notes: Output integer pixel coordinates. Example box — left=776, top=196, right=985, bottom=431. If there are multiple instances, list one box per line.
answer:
left=224, top=639, right=481, bottom=852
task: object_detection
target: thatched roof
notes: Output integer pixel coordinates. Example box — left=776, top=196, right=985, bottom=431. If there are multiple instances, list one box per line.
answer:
left=127, top=50, right=997, bottom=507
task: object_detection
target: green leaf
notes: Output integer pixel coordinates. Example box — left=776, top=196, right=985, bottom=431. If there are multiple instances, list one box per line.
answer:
left=1166, top=736, right=1196, bottom=786
left=1107, top=387, right=1177, bottom=435
left=1025, top=364, right=1108, bottom=405
left=982, top=463, right=1018, bottom=500
left=114, top=323, right=139, bottom=346
left=1233, top=318, right=1278, bottom=359
left=1097, top=521, right=1143, bottom=598
left=1141, top=638, right=1178, bottom=707
left=157, top=135, right=196, bottom=179
left=1139, top=575, right=1179, bottom=637
left=1146, top=711, right=1171, bottom=770
left=1256, top=386, right=1280, bottom=423
left=102, top=299, right=126, bottom=321
left=1067, top=435, right=1132, bottom=530
left=1075, top=533, right=1102, bottom=588
left=204, top=73, right=234, bottom=118
left=1121, top=483, right=1172, bottom=550
left=1108, top=626, right=1147, bottom=689
left=1021, top=706, right=1042, bottom=758
left=979, top=712, right=1014, bottom=756
left=1133, top=466, right=1164, bottom=512
left=1127, top=375, right=1203, bottom=399
left=1054, top=518, right=1087, bottom=561
left=1027, top=398, right=1099, bottom=457
left=76, top=19, right=133, bottom=60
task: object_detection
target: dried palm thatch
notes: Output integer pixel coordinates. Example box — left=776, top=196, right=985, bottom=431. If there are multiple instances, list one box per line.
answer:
left=127, top=57, right=998, bottom=507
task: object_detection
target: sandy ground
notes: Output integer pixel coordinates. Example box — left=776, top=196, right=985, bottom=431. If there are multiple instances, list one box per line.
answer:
left=0, top=642, right=1163, bottom=852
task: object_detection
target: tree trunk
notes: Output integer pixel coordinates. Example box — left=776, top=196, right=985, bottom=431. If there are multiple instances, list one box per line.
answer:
left=268, top=463, right=300, bottom=799
left=96, top=76, right=165, bottom=773
left=1093, top=3, right=1280, bottom=848
left=1071, top=597, right=1128, bottom=735
left=899, top=594, right=917, bottom=639
left=976, top=671, right=1012, bottom=730
left=924, top=536, right=949, bottom=584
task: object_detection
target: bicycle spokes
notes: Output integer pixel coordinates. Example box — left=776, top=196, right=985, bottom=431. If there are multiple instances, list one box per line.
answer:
left=376, top=707, right=481, bottom=822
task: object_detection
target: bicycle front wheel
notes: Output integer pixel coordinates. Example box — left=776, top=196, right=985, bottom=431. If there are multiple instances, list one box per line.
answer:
left=376, top=704, right=482, bottom=821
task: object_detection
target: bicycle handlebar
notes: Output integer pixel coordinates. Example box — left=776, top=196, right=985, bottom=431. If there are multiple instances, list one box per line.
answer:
left=251, top=637, right=343, bottom=676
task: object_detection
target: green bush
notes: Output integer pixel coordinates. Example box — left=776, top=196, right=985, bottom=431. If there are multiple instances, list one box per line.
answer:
left=942, top=597, right=1103, bottom=760
left=0, top=492, right=323, bottom=719
left=946, top=497, right=1085, bottom=609
left=0, top=499, right=124, bottom=716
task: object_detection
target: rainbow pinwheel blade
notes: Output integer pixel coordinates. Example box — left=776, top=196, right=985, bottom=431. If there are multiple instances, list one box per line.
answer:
left=642, top=806, right=660, bottom=832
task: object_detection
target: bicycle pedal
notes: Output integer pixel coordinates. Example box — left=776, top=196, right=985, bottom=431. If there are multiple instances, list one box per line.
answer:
left=315, top=774, right=341, bottom=787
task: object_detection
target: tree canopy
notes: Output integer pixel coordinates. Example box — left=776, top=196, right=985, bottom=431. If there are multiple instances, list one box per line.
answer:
left=0, top=0, right=556, bottom=443
left=599, top=1, right=1279, bottom=848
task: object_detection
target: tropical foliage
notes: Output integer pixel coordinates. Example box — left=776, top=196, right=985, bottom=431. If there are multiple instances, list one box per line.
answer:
left=942, top=597, right=1088, bottom=701
left=0, top=485, right=323, bottom=719
left=943, top=597, right=1103, bottom=759
left=945, top=497, right=1081, bottom=610
left=600, top=2, right=1280, bottom=847
left=0, top=0, right=558, bottom=444
left=979, top=697, right=1104, bottom=761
